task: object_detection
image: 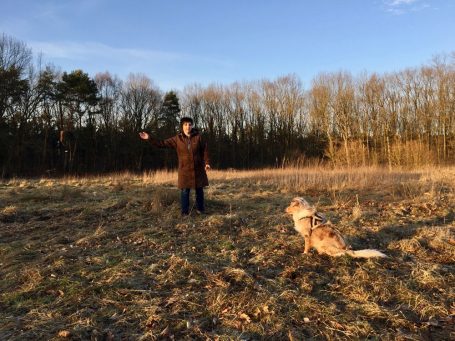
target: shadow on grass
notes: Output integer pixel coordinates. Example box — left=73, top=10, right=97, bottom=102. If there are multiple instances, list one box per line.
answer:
left=2, top=180, right=453, bottom=340
left=349, top=210, right=454, bottom=252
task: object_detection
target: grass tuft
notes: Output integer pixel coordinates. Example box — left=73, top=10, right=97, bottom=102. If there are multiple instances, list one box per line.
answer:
left=1, top=166, right=454, bottom=339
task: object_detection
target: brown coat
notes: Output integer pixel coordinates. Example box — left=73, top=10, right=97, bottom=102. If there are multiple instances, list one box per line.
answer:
left=150, top=129, right=210, bottom=189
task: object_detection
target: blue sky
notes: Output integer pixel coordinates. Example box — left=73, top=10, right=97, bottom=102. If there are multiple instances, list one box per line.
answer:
left=1, top=0, right=454, bottom=91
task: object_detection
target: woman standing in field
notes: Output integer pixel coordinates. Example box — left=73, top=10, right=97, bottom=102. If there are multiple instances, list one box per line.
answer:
left=139, top=117, right=211, bottom=216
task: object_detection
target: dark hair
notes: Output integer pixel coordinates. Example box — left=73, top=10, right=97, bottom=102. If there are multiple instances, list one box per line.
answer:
left=180, top=117, right=194, bottom=126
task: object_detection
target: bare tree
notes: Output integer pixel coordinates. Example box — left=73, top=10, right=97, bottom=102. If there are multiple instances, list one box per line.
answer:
left=0, top=34, right=32, bottom=120
left=330, top=72, right=356, bottom=166
left=309, top=74, right=335, bottom=163
left=95, top=72, right=122, bottom=132
left=0, top=33, right=32, bottom=71
left=120, top=73, right=162, bottom=132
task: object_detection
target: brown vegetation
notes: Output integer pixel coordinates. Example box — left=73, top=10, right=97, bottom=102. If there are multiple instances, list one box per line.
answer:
left=1, top=167, right=454, bottom=340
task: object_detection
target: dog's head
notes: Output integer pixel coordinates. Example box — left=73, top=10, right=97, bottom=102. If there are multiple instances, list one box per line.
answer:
left=285, top=197, right=316, bottom=217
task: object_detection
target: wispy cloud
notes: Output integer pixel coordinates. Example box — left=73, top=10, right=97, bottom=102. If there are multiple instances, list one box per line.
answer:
left=389, top=0, right=418, bottom=5
left=29, top=41, right=183, bottom=62
left=1, top=0, right=106, bottom=39
left=383, top=0, right=431, bottom=15
left=27, top=40, right=234, bottom=83
left=30, top=40, right=233, bottom=66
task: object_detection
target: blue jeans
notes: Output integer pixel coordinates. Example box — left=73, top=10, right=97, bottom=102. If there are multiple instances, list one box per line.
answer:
left=181, top=187, right=204, bottom=215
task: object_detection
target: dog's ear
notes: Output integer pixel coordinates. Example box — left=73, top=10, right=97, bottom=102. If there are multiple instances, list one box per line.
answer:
left=295, top=197, right=311, bottom=208
left=290, top=198, right=300, bottom=207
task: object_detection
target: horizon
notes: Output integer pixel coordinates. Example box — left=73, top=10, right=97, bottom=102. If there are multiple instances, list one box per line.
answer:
left=2, top=0, right=455, bottom=91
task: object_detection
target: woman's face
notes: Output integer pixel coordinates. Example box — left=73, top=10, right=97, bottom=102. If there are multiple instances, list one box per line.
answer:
left=182, top=122, right=192, bottom=136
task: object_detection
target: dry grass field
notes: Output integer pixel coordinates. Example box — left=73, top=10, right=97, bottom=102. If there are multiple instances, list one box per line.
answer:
left=1, top=167, right=454, bottom=340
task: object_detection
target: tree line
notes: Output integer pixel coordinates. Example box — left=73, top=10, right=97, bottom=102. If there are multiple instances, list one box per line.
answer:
left=1, top=33, right=455, bottom=176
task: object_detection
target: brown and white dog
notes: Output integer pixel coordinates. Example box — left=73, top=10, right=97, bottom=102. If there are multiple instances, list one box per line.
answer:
left=285, top=197, right=386, bottom=258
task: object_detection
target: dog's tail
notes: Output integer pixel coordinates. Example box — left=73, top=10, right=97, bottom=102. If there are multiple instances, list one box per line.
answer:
left=345, top=249, right=387, bottom=258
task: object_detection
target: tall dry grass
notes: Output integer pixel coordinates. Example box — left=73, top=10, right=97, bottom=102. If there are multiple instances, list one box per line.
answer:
left=139, top=166, right=455, bottom=194
left=3, top=166, right=454, bottom=197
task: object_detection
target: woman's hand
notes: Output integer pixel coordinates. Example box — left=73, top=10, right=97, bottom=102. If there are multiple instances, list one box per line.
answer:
left=139, top=132, right=149, bottom=140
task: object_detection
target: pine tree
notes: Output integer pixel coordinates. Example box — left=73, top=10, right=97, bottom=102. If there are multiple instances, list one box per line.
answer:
left=159, top=91, right=180, bottom=136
